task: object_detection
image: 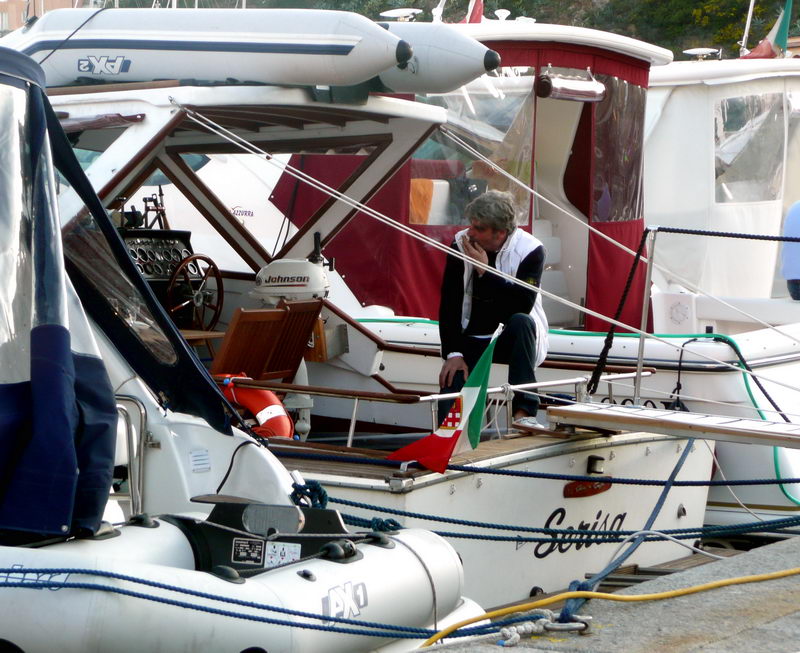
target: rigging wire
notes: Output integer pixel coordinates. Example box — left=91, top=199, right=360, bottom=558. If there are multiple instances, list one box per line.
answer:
left=174, top=103, right=800, bottom=401
left=441, top=125, right=800, bottom=350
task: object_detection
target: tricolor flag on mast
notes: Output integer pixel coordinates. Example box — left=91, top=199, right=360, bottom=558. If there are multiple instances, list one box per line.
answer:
left=460, top=0, right=484, bottom=23
left=387, top=325, right=500, bottom=473
left=742, top=0, right=794, bottom=58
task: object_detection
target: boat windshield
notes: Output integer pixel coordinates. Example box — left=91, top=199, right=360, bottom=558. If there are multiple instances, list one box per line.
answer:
left=0, top=82, right=42, bottom=381
left=125, top=143, right=380, bottom=272
left=57, top=188, right=178, bottom=365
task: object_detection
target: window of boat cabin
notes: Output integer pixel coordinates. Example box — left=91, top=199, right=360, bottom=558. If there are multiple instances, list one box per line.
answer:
left=128, top=153, right=270, bottom=273
left=413, top=66, right=536, bottom=227
left=117, top=144, right=381, bottom=273
left=714, top=93, right=784, bottom=203
left=590, top=75, right=645, bottom=223
left=56, top=171, right=178, bottom=365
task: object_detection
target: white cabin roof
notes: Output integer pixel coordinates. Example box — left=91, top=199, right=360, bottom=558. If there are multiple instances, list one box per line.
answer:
left=49, top=83, right=449, bottom=130
left=456, top=20, right=673, bottom=67
left=649, top=57, right=800, bottom=87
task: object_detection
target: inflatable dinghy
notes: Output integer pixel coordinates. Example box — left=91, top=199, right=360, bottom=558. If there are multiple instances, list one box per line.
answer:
left=2, top=8, right=411, bottom=88
left=1, top=8, right=500, bottom=94
left=0, top=503, right=479, bottom=652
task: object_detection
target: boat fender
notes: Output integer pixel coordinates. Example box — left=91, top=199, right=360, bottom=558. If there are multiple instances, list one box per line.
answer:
left=219, top=374, right=294, bottom=438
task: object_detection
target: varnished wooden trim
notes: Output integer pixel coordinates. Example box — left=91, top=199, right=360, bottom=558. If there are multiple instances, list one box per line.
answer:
left=161, top=152, right=265, bottom=271
left=97, top=110, right=187, bottom=203
left=217, top=378, right=422, bottom=404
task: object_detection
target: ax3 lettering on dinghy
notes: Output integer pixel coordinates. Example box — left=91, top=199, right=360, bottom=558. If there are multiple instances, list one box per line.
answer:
left=77, top=55, right=131, bottom=75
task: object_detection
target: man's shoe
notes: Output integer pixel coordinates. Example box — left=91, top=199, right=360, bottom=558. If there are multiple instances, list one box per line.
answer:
left=513, top=415, right=548, bottom=431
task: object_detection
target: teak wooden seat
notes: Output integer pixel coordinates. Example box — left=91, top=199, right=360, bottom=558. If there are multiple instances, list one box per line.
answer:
left=210, top=299, right=323, bottom=382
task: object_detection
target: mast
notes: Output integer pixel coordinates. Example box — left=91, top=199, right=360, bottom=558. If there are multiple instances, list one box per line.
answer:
left=740, top=0, right=756, bottom=55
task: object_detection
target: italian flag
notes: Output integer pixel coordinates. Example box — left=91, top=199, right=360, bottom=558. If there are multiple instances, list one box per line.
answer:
left=387, top=326, right=500, bottom=473
left=460, top=0, right=484, bottom=23
left=742, top=0, right=793, bottom=58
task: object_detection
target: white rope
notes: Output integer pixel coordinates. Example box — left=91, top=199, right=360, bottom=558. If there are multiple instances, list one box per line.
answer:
left=174, top=103, right=800, bottom=400
left=602, top=529, right=726, bottom=569
left=441, top=125, right=800, bottom=349
left=702, top=439, right=766, bottom=522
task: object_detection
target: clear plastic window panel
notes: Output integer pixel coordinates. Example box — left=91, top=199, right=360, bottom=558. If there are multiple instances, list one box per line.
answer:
left=0, top=85, right=35, bottom=382
left=60, top=206, right=178, bottom=366
left=593, top=75, right=646, bottom=222
left=715, top=93, right=784, bottom=203
left=416, top=67, right=536, bottom=226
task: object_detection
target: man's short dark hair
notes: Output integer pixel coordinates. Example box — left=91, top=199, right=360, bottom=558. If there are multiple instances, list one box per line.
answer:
left=464, top=190, right=517, bottom=232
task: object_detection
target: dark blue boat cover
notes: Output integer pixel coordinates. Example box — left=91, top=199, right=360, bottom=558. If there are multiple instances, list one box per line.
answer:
left=0, top=46, right=116, bottom=535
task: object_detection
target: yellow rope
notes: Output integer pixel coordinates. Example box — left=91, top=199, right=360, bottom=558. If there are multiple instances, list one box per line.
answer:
left=419, top=565, right=800, bottom=647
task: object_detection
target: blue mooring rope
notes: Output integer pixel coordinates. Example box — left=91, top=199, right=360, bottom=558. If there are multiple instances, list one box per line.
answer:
left=278, top=450, right=800, bottom=487
left=558, top=438, right=696, bottom=623
left=0, top=567, right=505, bottom=640
left=286, top=481, right=800, bottom=542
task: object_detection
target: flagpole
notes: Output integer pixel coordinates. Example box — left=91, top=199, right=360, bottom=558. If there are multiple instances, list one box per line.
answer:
left=464, top=0, right=477, bottom=20
left=740, top=0, right=757, bottom=55
left=431, top=0, right=446, bottom=22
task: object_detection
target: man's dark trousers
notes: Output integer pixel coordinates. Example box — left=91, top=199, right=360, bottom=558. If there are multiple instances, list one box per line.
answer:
left=437, top=313, right=538, bottom=424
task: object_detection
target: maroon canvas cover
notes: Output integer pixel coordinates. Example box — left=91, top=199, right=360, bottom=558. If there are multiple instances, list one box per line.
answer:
left=270, top=155, right=462, bottom=318
left=271, top=41, right=652, bottom=329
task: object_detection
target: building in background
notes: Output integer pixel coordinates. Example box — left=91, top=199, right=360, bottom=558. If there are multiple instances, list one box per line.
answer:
left=0, top=0, right=76, bottom=34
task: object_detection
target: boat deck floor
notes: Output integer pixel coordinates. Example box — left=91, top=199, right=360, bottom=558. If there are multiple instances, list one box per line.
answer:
left=269, top=430, right=570, bottom=481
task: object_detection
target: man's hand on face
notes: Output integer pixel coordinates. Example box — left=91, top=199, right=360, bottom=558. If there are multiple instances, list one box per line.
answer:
left=461, top=234, right=488, bottom=276
left=439, top=355, right=469, bottom=388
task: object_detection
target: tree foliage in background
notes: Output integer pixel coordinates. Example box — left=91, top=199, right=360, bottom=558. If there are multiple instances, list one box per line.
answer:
left=231, top=1, right=599, bottom=24
left=587, top=0, right=788, bottom=56
left=119, top=0, right=796, bottom=59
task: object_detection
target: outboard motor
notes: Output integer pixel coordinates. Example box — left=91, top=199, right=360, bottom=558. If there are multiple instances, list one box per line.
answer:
left=250, top=233, right=331, bottom=437
left=251, top=259, right=329, bottom=307
left=251, top=233, right=330, bottom=307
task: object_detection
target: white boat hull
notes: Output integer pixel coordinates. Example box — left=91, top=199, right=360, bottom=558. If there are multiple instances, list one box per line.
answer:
left=293, top=432, right=714, bottom=608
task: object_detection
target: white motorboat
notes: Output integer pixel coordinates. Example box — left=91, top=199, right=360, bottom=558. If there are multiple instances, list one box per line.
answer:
left=255, top=18, right=800, bottom=532
left=640, top=55, right=800, bottom=527
left=0, top=45, right=484, bottom=651
left=6, top=8, right=729, bottom=611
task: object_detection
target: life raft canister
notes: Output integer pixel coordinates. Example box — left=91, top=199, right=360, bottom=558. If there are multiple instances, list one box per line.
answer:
left=218, top=374, right=294, bottom=438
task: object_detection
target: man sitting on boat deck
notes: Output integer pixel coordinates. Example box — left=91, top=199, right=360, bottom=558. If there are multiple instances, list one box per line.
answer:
left=437, top=190, right=549, bottom=427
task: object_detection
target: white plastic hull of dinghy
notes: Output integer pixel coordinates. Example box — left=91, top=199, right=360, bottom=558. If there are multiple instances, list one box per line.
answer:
left=0, top=521, right=481, bottom=652
left=1, top=8, right=407, bottom=88
left=302, top=432, right=714, bottom=609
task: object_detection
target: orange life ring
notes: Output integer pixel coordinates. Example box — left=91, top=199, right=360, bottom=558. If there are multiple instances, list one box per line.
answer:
left=218, top=374, right=294, bottom=438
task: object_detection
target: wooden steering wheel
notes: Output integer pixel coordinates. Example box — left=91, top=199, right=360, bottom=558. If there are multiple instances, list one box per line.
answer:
left=166, top=254, right=224, bottom=331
